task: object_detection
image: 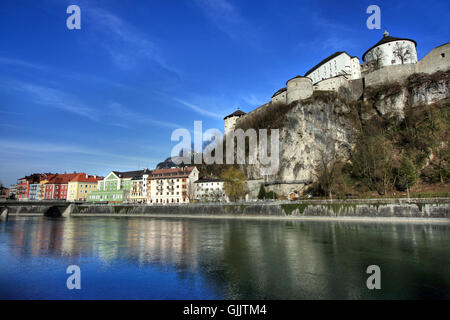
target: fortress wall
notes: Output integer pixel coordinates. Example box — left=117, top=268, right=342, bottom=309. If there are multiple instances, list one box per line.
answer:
left=364, top=64, right=416, bottom=87
left=364, top=43, right=450, bottom=88
left=417, top=43, right=450, bottom=74
left=313, top=76, right=349, bottom=92
left=272, top=91, right=286, bottom=104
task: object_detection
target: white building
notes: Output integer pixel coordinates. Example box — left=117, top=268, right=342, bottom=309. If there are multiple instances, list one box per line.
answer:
left=363, top=31, right=418, bottom=68
left=28, top=183, right=41, bottom=200
left=194, top=178, right=227, bottom=202
left=149, top=167, right=199, bottom=204
left=304, top=51, right=361, bottom=84
left=224, top=109, right=246, bottom=135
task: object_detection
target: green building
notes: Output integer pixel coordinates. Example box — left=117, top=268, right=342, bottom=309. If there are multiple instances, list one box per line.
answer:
left=88, top=170, right=146, bottom=203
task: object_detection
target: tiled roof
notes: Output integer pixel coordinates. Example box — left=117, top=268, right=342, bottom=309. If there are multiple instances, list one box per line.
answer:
left=70, top=173, right=103, bottom=183
left=362, top=35, right=417, bottom=61
left=48, top=173, right=79, bottom=185
left=224, top=109, right=246, bottom=120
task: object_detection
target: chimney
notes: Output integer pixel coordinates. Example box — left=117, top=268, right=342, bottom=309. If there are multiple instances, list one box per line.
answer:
left=86, top=174, right=88, bottom=179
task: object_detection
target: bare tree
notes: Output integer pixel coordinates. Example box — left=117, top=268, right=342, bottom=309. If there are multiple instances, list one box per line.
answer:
left=314, top=149, right=340, bottom=200
left=393, top=42, right=412, bottom=64
left=367, top=47, right=384, bottom=69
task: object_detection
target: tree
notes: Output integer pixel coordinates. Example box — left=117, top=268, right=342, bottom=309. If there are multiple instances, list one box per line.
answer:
left=221, top=167, right=248, bottom=202
left=367, top=47, right=384, bottom=69
left=313, top=146, right=343, bottom=199
left=351, top=135, right=397, bottom=195
left=393, top=42, right=412, bottom=64
left=265, top=190, right=277, bottom=200
left=396, top=157, right=417, bottom=191
left=258, top=185, right=266, bottom=200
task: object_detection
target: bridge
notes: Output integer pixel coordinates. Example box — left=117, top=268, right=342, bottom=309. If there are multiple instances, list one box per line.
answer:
left=0, top=201, right=79, bottom=219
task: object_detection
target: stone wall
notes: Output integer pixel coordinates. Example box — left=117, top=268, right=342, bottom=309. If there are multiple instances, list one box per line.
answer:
left=314, top=76, right=349, bottom=92
left=417, top=43, right=450, bottom=74
left=4, top=199, right=449, bottom=218
left=66, top=200, right=449, bottom=218
left=364, top=64, right=416, bottom=87
left=363, top=43, right=450, bottom=88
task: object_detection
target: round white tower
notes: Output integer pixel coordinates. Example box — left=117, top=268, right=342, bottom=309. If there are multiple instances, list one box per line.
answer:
left=363, top=31, right=418, bottom=68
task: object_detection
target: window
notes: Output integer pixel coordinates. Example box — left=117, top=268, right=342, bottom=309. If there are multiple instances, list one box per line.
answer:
left=441, top=53, right=446, bottom=58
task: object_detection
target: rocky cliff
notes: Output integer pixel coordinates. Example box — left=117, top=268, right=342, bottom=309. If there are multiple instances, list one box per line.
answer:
left=239, top=70, right=449, bottom=195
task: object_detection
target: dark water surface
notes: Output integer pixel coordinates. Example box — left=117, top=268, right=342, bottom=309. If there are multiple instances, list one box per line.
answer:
left=0, top=216, right=449, bottom=300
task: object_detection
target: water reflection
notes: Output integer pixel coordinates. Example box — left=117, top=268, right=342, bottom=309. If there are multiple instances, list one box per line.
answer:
left=1, top=217, right=449, bottom=299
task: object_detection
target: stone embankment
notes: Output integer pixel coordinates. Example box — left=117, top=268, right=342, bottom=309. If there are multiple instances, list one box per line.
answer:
left=1, top=199, right=449, bottom=219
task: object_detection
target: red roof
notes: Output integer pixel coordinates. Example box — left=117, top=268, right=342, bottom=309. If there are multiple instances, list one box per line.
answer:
left=69, top=173, right=103, bottom=183
left=48, top=173, right=80, bottom=185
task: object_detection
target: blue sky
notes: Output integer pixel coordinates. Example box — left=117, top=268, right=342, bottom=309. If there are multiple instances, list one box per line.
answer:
left=0, top=0, right=449, bottom=186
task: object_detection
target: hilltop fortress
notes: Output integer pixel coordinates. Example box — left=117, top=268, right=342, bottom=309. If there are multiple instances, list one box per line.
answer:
left=224, top=31, right=450, bottom=134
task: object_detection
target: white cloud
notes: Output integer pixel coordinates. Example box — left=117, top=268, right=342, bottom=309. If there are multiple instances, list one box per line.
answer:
left=86, top=5, right=179, bottom=75
left=193, top=0, right=256, bottom=42
left=108, top=102, right=182, bottom=129
left=3, top=80, right=98, bottom=121
left=0, top=56, right=48, bottom=71
left=172, top=97, right=223, bottom=119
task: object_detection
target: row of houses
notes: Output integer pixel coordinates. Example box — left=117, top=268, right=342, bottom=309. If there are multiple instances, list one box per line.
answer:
left=10, top=172, right=102, bottom=202
left=7, top=166, right=227, bottom=204
left=89, top=167, right=226, bottom=204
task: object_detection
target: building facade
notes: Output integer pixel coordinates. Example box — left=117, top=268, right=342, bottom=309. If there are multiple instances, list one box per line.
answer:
left=16, top=173, right=53, bottom=201
left=28, top=184, right=41, bottom=200
left=129, top=170, right=151, bottom=203
left=194, top=178, right=227, bottom=202
left=0, top=187, right=9, bottom=200
left=43, top=173, right=79, bottom=201
left=88, top=170, right=147, bottom=203
left=8, top=184, right=16, bottom=199
left=304, top=51, right=361, bottom=84
left=148, top=167, right=199, bottom=204
left=67, top=173, right=102, bottom=202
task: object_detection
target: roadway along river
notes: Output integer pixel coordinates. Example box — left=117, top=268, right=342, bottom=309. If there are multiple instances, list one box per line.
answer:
left=0, top=216, right=449, bottom=299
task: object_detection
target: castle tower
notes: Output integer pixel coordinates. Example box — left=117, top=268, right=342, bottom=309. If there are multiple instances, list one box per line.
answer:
left=286, top=76, right=313, bottom=103
left=224, top=109, right=246, bottom=135
left=272, top=88, right=287, bottom=104
left=363, top=32, right=418, bottom=67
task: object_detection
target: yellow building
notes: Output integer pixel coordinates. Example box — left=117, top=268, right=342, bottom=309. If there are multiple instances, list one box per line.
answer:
left=38, top=176, right=53, bottom=200
left=67, top=173, right=102, bottom=202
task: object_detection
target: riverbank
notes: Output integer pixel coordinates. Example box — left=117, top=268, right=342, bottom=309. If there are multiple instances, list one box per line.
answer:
left=2, top=198, right=449, bottom=219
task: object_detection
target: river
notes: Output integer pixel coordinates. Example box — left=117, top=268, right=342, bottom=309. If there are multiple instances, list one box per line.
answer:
left=0, top=216, right=449, bottom=299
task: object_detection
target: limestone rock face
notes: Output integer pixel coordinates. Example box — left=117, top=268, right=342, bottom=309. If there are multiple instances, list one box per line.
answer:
left=245, top=96, right=356, bottom=184
left=373, top=88, right=408, bottom=119
left=242, top=71, right=449, bottom=192
left=409, top=78, right=449, bottom=106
